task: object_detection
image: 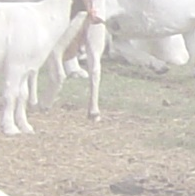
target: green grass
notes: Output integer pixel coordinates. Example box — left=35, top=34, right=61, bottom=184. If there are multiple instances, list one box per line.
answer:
left=38, top=59, right=195, bottom=119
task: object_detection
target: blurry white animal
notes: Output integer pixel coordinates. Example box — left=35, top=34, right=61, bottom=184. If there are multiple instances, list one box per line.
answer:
left=0, top=0, right=73, bottom=135
left=106, top=0, right=195, bottom=74
left=108, top=35, right=189, bottom=66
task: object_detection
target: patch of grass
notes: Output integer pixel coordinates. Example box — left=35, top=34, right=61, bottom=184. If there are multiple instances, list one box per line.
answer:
left=60, top=77, right=89, bottom=107
left=49, top=61, right=195, bottom=151
left=39, top=60, right=195, bottom=114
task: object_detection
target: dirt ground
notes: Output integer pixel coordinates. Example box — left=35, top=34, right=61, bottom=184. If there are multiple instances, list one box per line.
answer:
left=1, top=62, right=195, bottom=196
left=0, top=109, right=195, bottom=196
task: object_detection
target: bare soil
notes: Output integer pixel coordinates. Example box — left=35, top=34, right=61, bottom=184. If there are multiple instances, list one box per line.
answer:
left=0, top=106, right=195, bottom=196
